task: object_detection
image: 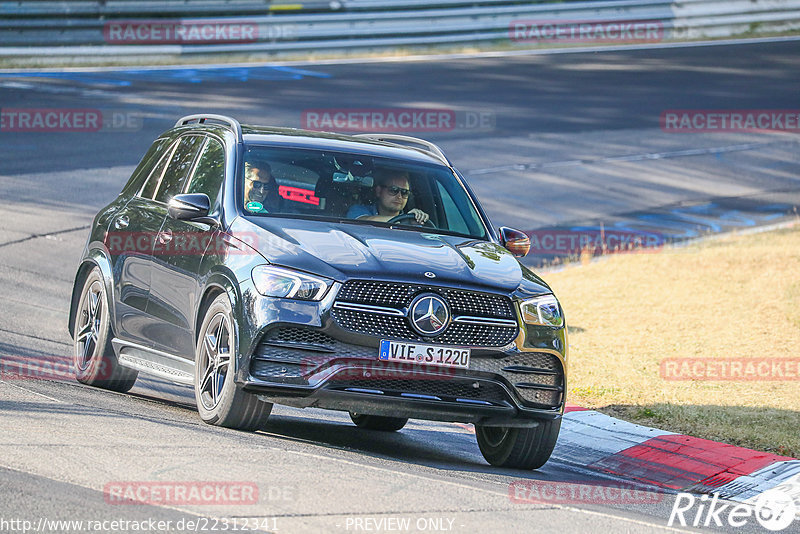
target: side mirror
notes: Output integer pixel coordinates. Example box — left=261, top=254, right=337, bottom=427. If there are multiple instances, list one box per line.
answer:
left=168, top=194, right=218, bottom=226
left=499, top=226, right=530, bottom=257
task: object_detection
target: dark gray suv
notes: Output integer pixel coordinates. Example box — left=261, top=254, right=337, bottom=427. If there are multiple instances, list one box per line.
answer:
left=69, top=114, right=567, bottom=469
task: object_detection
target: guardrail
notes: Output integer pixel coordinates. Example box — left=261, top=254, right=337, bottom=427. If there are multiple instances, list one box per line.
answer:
left=0, top=0, right=335, bottom=17
left=0, top=0, right=799, bottom=62
left=0, top=1, right=585, bottom=17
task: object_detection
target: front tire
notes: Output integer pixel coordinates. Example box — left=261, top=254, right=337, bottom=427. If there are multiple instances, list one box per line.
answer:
left=475, top=418, right=561, bottom=470
left=194, top=294, right=271, bottom=431
left=350, top=412, right=408, bottom=432
left=73, top=267, right=138, bottom=392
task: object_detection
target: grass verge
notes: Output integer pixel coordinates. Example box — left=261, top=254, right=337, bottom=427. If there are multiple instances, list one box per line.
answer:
left=545, top=224, right=800, bottom=457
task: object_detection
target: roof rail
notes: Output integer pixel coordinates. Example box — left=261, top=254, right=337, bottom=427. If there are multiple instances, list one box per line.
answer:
left=352, top=133, right=450, bottom=165
left=175, top=114, right=243, bottom=142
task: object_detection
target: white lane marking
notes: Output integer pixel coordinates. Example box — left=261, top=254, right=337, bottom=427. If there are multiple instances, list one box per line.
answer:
left=0, top=417, right=690, bottom=533
left=540, top=159, right=585, bottom=169
left=0, top=36, right=798, bottom=74
left=259, top=446, right=692, bottom=532
left=0, top=380, right=65, bottom=403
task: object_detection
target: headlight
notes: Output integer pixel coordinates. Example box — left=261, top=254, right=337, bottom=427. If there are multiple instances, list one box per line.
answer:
left=251, top=265, right=330, bottom=300
left=520, top=294, right=564, bottom=327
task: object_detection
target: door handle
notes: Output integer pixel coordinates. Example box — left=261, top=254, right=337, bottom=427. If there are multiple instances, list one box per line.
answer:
left=157, top=228, right=173, bottom=244
left=114, top=215, right=130, bottom=229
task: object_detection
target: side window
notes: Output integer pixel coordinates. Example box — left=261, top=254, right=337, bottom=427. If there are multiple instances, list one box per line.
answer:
left=436, top=181, right=470, bottom=235
left=153, top=135, right=204, bottom=204
left=123, top=137, right=170, bottom=196
left=184, top=138, right=225, bottom=208
left=139, top=142, right=175, bottom=200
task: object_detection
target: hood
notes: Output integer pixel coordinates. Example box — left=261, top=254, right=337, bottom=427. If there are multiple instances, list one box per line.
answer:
left=229, top=216, right=551, bottom=296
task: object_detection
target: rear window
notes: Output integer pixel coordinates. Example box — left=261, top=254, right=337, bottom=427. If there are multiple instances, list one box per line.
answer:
left=122, top=137, right=171, bottom=196
left=153, top=135, right=204, bottom=204
left=184, top=138, right=225, bottom=208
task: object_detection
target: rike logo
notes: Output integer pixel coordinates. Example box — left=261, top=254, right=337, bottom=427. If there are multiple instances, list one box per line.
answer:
left=668, top=490, right=797, bottom=531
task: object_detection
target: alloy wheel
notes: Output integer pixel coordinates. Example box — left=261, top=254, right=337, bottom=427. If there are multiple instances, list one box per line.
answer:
left=75, top=280, right=103, bottom=371
left=198, top=312, right=232, bottom=410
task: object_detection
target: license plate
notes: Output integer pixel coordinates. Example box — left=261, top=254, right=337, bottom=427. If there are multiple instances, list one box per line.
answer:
left=378, top=340, right=470, bottom=369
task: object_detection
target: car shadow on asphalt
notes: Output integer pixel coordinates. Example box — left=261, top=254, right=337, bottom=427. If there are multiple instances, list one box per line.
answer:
left=113, top=375, right=588, bottom=481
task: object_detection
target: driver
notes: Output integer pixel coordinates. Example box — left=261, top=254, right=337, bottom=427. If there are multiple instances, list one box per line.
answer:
left=244, top=159, right=283, bottom=213
left=346, top=169, right=429, bottom=224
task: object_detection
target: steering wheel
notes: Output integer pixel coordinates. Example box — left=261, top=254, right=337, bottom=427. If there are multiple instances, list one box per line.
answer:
left=387, top=213, right=436, bottom=228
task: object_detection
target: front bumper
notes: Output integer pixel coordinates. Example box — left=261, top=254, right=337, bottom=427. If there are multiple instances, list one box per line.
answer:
left=241, top=326, right=565, bottom=425
left=235, top=282, right=567, bottom=425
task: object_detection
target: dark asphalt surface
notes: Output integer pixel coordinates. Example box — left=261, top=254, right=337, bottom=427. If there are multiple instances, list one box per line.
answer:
left=1, top=40, right=798, bottom=176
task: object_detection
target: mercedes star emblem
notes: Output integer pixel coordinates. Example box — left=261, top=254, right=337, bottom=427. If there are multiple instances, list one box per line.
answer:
left=409, top=294, right=450, bottom=336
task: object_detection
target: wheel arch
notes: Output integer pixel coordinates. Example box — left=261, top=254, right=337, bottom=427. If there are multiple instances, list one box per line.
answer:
left=68, top=248, right=116, bottom=338
left=194, top=270, right=242, bottom=346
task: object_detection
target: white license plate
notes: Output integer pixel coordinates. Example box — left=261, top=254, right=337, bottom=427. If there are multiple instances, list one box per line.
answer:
left=378, top=340, right=470, bottom=369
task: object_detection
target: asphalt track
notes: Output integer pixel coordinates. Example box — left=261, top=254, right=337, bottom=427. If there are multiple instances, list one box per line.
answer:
left=1, top=39, right=799, bottom=533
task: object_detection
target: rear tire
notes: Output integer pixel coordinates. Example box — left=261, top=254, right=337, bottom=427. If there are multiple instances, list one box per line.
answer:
left=475, top=418, right=561, bottom=470
left=349, top=412, right=408, bottom=432
left=194, top=294, right=272, bottom=431
left=73, top=267, right=138, bottom=392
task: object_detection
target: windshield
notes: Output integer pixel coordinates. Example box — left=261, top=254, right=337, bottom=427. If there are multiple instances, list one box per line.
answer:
left=240, top=145, right=488, bottom=239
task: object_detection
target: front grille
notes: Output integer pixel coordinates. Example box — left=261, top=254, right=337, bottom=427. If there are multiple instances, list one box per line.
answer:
left=336, top=280, right=515, bottom=318
left=325, top=376, right=510, bottom=404
left=337, top=280, right=415, bottom=308
left=331, top=308, right=517, bottom=347
left=332, top=280, right=519, bottom=347
left=441, top=288, right=514, bottom=318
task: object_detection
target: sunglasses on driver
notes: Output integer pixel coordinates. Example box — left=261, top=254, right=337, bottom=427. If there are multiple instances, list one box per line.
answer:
left=382, top=185, right=410, bottom=198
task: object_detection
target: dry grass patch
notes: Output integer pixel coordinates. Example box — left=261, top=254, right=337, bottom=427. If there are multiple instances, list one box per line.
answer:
left=546, top=225, right=800, bottom=457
